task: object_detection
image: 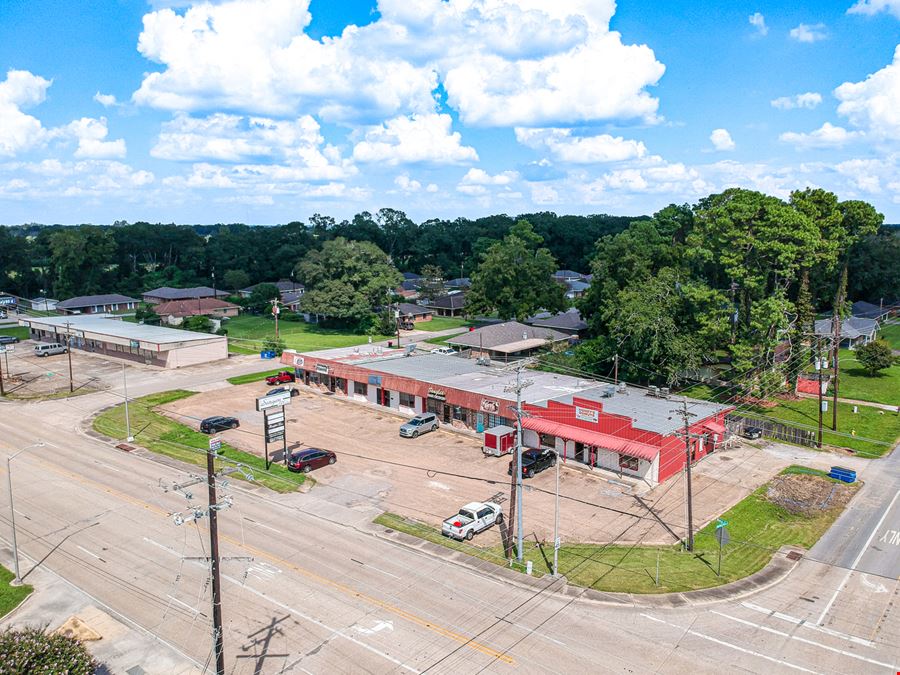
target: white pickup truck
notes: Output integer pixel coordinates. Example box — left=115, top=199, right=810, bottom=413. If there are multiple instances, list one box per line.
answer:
left=441, top=502, right=504, bottom=541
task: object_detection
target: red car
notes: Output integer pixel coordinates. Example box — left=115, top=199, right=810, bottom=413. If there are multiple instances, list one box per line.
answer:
left=288, top=448, right=336, bottom=473
left=265, top=370, right=296, bottom=386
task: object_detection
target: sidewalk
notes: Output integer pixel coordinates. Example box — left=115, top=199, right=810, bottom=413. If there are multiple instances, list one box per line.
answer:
left=796, top=391, right=899, bottom=412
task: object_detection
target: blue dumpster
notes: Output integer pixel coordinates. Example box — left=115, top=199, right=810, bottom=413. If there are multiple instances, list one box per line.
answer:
left=828, top=466, right=856, bottom=483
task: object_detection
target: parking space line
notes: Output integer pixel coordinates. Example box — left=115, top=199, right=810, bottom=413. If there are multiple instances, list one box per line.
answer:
left=640, top=614, right=821, bottom=674
left=710, top=611, right=897, bottom=670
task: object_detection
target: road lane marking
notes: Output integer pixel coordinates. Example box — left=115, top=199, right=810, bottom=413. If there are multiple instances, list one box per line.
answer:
left=75, top=545, right=104, bottom=562
left=494, top=617, right=567, bottom=647
left=243, top=517, right=281, bottom=534
left=350, top=558, right=401, bottom=580
left=32, top=451, right=513, bottom=666
left=740, top=602, right=874, bottom=647
left=640, top=614, right=820, bottom=674
left=166, top=594, right=203, bottom=616
left=817, top=489, right=900, bottom=625
left=711, top=610, right=897, bottom=670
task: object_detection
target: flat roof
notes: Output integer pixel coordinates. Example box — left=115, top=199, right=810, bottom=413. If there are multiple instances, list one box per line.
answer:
left=19, top=315, right=225, bottom=346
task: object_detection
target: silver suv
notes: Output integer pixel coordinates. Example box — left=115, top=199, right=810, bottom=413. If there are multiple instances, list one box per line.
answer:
left=400, top=413, right=439, bottom=438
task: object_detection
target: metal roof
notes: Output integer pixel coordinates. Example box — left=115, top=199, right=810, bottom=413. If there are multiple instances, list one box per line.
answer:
left=447, top=321, right=569, bottom=349
left=57, top=294, right=139, bottom=309
left=19, top=315, right=224, bottom=346
left=814, top=317, right=878, bottom=340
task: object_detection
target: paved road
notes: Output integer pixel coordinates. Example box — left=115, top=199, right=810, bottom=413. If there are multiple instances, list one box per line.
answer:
left=0, top=356, right=898, bottom=673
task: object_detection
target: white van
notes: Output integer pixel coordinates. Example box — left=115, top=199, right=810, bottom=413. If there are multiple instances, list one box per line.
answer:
left=34, top=342, right=68, bottom=357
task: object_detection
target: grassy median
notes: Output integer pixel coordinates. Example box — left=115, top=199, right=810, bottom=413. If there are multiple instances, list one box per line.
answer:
left=0, top=565, right=32, bottom=618
left=376, top=465, right=855, bottom=594
left=93, top=390, right=307, bottom=493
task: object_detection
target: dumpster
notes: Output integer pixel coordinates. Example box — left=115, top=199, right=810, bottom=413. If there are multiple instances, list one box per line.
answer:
left=482, top=425, right=517, bottom=456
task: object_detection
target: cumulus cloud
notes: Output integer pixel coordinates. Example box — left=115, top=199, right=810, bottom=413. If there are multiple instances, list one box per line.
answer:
left=352, top=113, right=477, bottom=165
left=0, top=70, right=52, bottom=157
left=394, top=174, right=422, bottom=192
left=779, top=122, right=863, bottom=148
left=771, top=92, right=822, bottom=110
left=457, top=167, right=519, bottom=196
left=789, top=23, right=828, bottom=42
left=514, top=127, right=646, bottom=163
left=0, top=159, right=153, bottom=200
left=749, top=12, right=768, bottom=36
left=847, top=0, right=900, bottom=18
left=94, top=92, right=121, bottom=108
left=709, top=128, right=736, bottom=151
left=835, top=45, right=900, bottom=139
left=65, top=118, right=127, bottom=159
left=132, top=0, right=665, bottom=128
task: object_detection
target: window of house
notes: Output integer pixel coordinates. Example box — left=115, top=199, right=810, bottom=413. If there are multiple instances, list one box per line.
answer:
left=399, top=392, right=415, bottom=408
left=619, top=455, right=639, bottom=472
left=354, top=381, right=367, bottom=396
left=539, top=433, right=556, bottom=448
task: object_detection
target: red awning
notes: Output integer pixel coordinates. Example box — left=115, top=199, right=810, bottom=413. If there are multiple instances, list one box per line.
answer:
left=522, top=418, right=659, bottom=462
left=703, top=421, right=726, bottom=435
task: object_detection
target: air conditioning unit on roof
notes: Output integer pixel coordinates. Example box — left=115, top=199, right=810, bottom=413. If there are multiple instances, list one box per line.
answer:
left=647, top=385, right=659, bottom=397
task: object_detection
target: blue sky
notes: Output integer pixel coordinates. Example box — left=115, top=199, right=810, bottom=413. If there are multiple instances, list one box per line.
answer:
left=1, top=0, right=899, bottom=224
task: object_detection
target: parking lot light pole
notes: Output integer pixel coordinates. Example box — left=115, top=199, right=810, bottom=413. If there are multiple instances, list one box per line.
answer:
left=7, top=441, right=45, bottom=585
left=122, top=364, right=134, bottom=442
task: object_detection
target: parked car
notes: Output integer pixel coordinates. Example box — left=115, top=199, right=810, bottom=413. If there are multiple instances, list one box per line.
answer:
left=200, top=416, right=240, bottom=433
left=267, top=386, right=299, bottom=397
left=432, top=347, right=455, bottom=355
left=742, top=426, right=763, bottom=440
left=0, top=335, right=19, bottom=345
left=265, top=370, right=296, bottom=386
left=33, top=342, right=67, bottom=357
left=442, top=502, right=503, bottom=541
left=0, top=310, right=7, bottom=319
left=288, top=448, right=336, bottom=473
left=399, top=412, right=439, bottom=438
left=508, top=448, right=556, bottom=478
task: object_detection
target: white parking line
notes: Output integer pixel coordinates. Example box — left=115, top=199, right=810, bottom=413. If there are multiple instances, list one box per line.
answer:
left=817, top=489, right=900, bottom=625
left=710, top=611, right=897, bottom=670
left=740, top=602, right=874, bottom=647
left=640, top=614, right=820, bottom=674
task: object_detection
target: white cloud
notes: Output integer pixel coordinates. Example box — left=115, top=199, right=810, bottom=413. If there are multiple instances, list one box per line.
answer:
left=709, top=128, right=736, bottom=151
left=779, top=122, right=863, bottom=148
left=835, top=158, right=883, bottom=193
left=0, top=70, right=52, bottom=157
left=847, top=0, right=900, bottom=19
left=771, top=92, right=822, bottom=110
left=514, top=127, right=646, bottom=163
left=426, top=183, right=439, bottom=193
left=65, top=118, right=127, bottom=159
left=460, top=168, right=518, bottom=186
left=835, top=45, right=900, bottom=139
left=749, top=12, right=768, bottom=36
left=132, top=0, right=665, bottom=128
left=789, top=23, right=828, bottom=42
left=394, top=174, right=422, bottom=192
left=94, top=92, right=120, bottom=108
left=0, top=159, right=154, bottom=200
left=352, top=113, right=477, bottom=165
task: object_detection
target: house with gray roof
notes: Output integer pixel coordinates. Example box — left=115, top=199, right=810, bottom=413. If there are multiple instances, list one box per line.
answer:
left=57, top=294, right=140, bottom=315
left=238, top=280, right=305, bottom=299
left=526, top=308, right=587, bottom=334
left=447, top=321, right=570, bottom=360
left=814, top=316, right=878, bottom=349
left=142, top=286, right=229, bottom=304
left=424, top=294, right=466, bottom=317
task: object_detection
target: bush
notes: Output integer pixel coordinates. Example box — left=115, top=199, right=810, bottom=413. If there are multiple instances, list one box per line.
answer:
left=0, top=626, right=98, bottom=673
left=263, top=337, right=286, bottom=355
left=856, top=339, right=894, bottom=375
left=180, top=315, right=213, bottom=333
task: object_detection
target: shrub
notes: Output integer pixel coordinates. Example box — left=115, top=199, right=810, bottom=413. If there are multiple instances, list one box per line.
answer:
left=0, top=626, right=98, bottom=673
left=263, top=337, right=286, bottom=355
left=856, top=339, right=894, bottom=376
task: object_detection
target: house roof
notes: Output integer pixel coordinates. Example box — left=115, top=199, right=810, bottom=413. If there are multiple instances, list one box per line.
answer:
left=154, top=298, right=240, bottom=318
left=553, top=270, right=586, bottom=280
left=57, top=294, right=140, bottom=309
left=143, top=286, right=229, bottom=300
left=282, top=291, right=303, bottom=305
left=527, top=308, right=587, bottom=332
left=445, top=277, right=471, bottom=288
left=426, top=294, right=466, bottom=310
left=402, top=272, right=422, bottom=280
left=814, top=316, right=879, bottom=339
left=241, top=280, right=304, bottom=294
left=565, top=280, right=591, bottom=293
left=446, top=321, right=569, bottom=351
left=396, top=303, right=431, bottom=317
left=399, top=279, right=421, bottom=291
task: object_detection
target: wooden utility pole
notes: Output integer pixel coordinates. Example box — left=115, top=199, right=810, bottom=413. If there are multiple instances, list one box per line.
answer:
left=832, top=310, right=841, bottom=432
left=816, top=338, right=824, bottom=448
left=672, top=399, right=697, bottom=551
left=271, top=298, right=282, bottom=340
left=613, top=353, right=619, bottom=385
left=206, top=443, right=226, bottom=675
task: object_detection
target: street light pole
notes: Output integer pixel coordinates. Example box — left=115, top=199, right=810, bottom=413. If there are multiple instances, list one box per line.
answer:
left=6, top=441, right=45, bottom=585
left=122, top=364, right=133, bottom=442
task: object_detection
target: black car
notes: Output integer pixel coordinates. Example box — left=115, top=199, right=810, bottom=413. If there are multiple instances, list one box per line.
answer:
left=0, top=335, right=19, bottom=345
left=742, top=427, right=763, bottom=440
left=267, top=386, right=300, bottom=397
left=508, top=448, right=556, bottom=478
left=200, top=416, right=240, bottom=433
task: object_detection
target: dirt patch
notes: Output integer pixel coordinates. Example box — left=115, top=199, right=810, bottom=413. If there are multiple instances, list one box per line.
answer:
left=765, top=474, right=855, bottom=516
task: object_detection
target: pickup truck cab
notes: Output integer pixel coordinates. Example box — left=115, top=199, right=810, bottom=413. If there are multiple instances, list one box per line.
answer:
left=265, top=370, right=295, bottom=386
left=441, top=501, right=503, bottom=541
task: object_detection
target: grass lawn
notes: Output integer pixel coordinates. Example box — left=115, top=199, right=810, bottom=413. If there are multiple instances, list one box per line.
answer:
left=226, top=368, right=288, bottom=386
left=879, top=323, right=900, bottom=350
left=0, top=565, right=32, bottom=618
left=93, top=390, right=307, bottom=493
left=223, top=315, right=391, bottom=354
left=0, top=326, right=28, bottom=341
left=416, top=317, right=470, bottom=332
left=375, top=465, right=853, bottom=594
left=834, top=348, right=900, bottom=407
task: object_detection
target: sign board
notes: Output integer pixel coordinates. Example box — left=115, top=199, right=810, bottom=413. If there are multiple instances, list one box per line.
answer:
left=0, top=345, right=12, bottom=353
left=266, top=411, right=285, bottom=425
left=368, top=374, right=382, bottom=386
left=208, top=436, right=222, bottom=452
left=480, top=399, right=499, bottom=414
left=272, top=304, right=280, bottom=315
left=129, top=340, right=140, bottom=349
left=292, top=355, right=305, bottom=367
left=256, top=390, right=292, bottom=411
left=315, top=363, right=329, bottom=374
left=428, top=388, right=446, bottom=401
left=714, top=527, right=730, bottom=547
left=0, top=296, right=15, bottom=305
left=575, top=406, right=599, bottom=424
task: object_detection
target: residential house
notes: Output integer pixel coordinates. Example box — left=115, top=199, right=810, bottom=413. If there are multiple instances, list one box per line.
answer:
left=142, top=286, right=230, bottom=305
left=395, top=279, right=421, bottom=300
left=153, top=298, right=241, bottom=326
left=552, top=270, right=587, bottom=283
left=525, top=308, right=587, bottom=335
left=445, top=277, right=471, bottom=290
left=564, top=279, right=591, bottom=299
left=29, top=297, right=59, bottom=312
left=447, top=321, right=570, bottom=360
left=425, top=294, right=466, bottom=317
left=282, top=290, right=304, bottom=312
left=57, top=294, right=140, bottom=315
left=396, top=303, right=433, bottom=327
left=238, top=280, right=305, bottom=299
left=814, top=316, right=878, bottom=350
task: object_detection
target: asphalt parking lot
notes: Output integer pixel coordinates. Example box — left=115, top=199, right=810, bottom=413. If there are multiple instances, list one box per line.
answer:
left=160, top=379, right=792, bottom=548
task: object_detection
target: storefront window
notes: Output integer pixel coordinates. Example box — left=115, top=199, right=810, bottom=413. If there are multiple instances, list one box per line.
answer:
left=354, top=381, right=367, bottom=396
left=619, top=455, right=639, bottom=472
left=539, top=433, right=556, bottom=448
left=399, top=392, right=415, bottom=408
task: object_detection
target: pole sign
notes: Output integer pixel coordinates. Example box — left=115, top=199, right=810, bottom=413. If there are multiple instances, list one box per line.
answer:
left=256, top=390, right=292, bottom=411
left=209, top=436, right=222, bottom=452
left=0, top=345, right=12, bottom=353
left=714, top=526, right=730, bottom=547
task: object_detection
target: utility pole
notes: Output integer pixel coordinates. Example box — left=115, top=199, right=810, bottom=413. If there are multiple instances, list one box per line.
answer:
left=0, top=345, right=5, bottom=397
left=613, top=353, right=619, bottom=385
left=816, top=337, right=823, bottom=448
left=122, top=364, right=133, bottom=442
left=271, top=298, right=281, bottom=340
left=395, top=308, right=401, bottom=347
left=832, top=312, right=840, bottom=432
left=206, top=443, right=226, bottom=675
left=672, top=399, right=697, bottom=551
left=505, top=364, right=533, bottom=563
left=553, top=448, right=560, bottom=577
left=64, top=321, right=74, bottom=393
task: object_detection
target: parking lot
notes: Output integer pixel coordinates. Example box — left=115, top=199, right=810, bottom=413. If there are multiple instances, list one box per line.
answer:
left=161, top=380, right=792, bottom=547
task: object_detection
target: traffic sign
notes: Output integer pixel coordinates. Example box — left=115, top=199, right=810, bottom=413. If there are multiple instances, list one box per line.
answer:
left=715, top=527, right=730, bottom=547
left=209, top=436, right=222, bottom=452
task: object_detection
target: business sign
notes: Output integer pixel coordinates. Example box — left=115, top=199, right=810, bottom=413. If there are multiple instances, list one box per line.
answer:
left=292, top=355, right=305, bottom=367
left=575, top=406, right=599, bottom=424
left=368, top=374, right=383, bottom=386
left=315, top=363, right=329, bottom=374
left=256, top=390, right=292, bottom=411
left=0, top=296, right=15, bottom=305
left=129, top=340, right=140, bottom=349
left=265, top=411, right=284, bottom=425
left=480, top=399, right=499, bottom=414
left=0, top=345, right=12, bottom=354
left=427, top=389, right=446, bottom=401
left=209, top=436, right=222, bottom=452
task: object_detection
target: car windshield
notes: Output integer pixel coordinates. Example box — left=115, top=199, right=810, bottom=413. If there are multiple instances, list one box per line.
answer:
left=409, top=418, right=424, bottom=426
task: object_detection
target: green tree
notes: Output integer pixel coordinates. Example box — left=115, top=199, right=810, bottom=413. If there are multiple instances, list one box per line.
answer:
left=135, top=303, right=160, bottom=324
left=223, top=269, right=250, bottom=292
left=418, top=264, right=445, bottom=299
left=48, top=226, right=116, bottom=298
left=855, top=339, right=894, bottom=376
left=181, top=315, right=213, bottom=333
left=296, top=238, right=402, bottom=329
left=245, top=283, right=281, bottom=314
left=465, top=220, right=566, bottom=321
left=0, top=626, right=97, bottom=673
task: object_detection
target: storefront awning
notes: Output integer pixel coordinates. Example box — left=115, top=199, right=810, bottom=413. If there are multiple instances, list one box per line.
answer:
left=703, top=421, right=726, bottom=435
left=522, top=418, right=659, bottom=462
